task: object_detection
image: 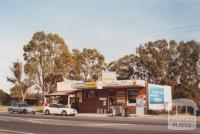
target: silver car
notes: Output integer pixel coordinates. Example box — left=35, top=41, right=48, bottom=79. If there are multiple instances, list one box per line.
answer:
left=8, top=103, right=36, bottom=114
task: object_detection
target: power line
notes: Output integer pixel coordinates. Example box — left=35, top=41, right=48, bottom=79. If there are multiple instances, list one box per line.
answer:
left=74, top=23, right=200, bottom=46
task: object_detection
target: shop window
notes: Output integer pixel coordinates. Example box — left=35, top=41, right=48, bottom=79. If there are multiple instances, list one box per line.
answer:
left=127, top=89, right=139, bottom=105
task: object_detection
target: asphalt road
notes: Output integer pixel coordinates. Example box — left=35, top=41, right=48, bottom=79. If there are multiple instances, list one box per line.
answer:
left=0, top=113, right=199, bottom=134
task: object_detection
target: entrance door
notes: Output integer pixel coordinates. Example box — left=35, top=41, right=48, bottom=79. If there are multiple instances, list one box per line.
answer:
left=70, top=97, right=80, bottom=111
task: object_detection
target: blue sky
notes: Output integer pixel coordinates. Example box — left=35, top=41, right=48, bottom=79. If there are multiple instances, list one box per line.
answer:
left=1, top=0, right=200, bottom=93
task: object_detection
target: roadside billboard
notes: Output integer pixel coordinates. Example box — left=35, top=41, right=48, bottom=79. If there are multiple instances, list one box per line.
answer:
left=148, top=84, right=172, bottom=110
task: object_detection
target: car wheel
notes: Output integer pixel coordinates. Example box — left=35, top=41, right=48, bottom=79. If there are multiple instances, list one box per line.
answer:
left=9, top=109, right=14, bottom=114
left=23, top=109, right=27, bottom=114
left=45, top=110, right=50, bottom=115
left=62, top=111, right=67, bottom=116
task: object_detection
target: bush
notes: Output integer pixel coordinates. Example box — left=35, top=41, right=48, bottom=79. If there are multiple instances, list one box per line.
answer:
left=148, top=110, right=160, bottom=115
left=0, top=89, right=11, bottom=106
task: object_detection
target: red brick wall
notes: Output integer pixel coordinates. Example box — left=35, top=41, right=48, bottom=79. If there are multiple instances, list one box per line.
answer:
left=79, top=86, right=147, bottom=114
left=79, top=90, right=108, bottom=113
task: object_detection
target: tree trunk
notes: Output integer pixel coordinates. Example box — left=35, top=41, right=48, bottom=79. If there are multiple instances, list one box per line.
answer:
left=22, top=95, right=25, bottom=103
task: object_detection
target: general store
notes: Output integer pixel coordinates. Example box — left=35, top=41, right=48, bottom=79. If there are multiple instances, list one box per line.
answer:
left=45, top=71, right=172, bottom=115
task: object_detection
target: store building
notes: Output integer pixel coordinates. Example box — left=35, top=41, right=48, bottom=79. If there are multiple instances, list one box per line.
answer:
left=46, top=71, right=172, bottom=114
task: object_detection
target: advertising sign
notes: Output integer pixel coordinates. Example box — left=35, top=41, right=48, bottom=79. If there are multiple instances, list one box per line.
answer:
left=71, top=81, right=85, bottom=89
left=136, top=98, right=146, bottom=107
left=149, top=87, right=164, bottom=104
left=148, top=84, right=165, bottom=110
left=103, top=80, right=134, bottom=87
left=101, top=71, right=117, bottom=82
left=136, top=98, right=145, bottom=117
left=57, top=81, right=72, bottom=91
left=96, top=81, right=103, bottom=89
left=134, top=80, right=146, bottom=87
left=84, top=82, right=96, bottom=88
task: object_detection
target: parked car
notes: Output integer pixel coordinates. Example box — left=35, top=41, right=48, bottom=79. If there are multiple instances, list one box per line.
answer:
left=43, top=104, right=77, bottom=116
left=8, top=103, right=36, bottom=114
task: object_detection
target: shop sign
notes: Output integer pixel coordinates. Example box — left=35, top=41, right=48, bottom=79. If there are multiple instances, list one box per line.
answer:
left=134, top=80, right=146, bottom=87
left=57, top=81, right=71, bottom=91
left=85, top=82, right=96, bottom=88
left=72, top=82, right=85, bottom=89
left=101, top=71, right=117, bottom=82
left=103, top=80, right=134, bottom=87
left=116, top=96, right=126, bottom=104
left=99, top=97, right=107, bottom=101
left=116, top=80, right=133, bottom=86
left=96, top=81, right=103, bottom=89
left=116, top=91, right=126, bottom=95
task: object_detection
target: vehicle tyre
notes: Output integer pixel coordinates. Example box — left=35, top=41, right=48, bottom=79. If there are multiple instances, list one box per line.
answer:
left=23, top=109, right=27, bottom=114
left=62, top=111, right=67, bottom=116
left=45, top=110, right=50, bottom=115
left=9, top=109, right=14, bottom=114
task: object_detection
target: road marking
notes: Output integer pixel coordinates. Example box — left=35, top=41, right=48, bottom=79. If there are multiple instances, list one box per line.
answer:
left=0, top=129, right=35, bottom=134
left=29, top=119, right=134, bottom=127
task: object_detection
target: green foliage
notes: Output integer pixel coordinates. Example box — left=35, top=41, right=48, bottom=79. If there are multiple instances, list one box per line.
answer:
left=7, top=62, right=33, bottom=102
left=8, top=30, right=200, bottom=109
left=108, top=39, right=200, bottom=108
left=0, top=89, right=11, bottom=105
left=69, top=48, right=105, bottom=81
left=23, top=31, right=72, bottom=95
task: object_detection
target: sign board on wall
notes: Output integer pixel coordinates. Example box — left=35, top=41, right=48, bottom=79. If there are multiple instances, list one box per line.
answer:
left=57, top=81, right=71, bottom=91
left=71, top=81, right=85, bottom=89
left=134, top=80, right=146, bottom=87
left=99, top=97, right=107, bottom=101
left=148, top=84, right=172, bottom=110
left=103, top=80, right=134, bottom=87
left=84, top=82, right=96, bottom=88
left=101, top=71, right=117, bottom=82
left=96, top=81, right=103, bottom=89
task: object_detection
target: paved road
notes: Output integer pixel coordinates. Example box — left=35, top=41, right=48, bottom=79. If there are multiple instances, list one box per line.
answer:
left=0, top=113, right=199, bottom=134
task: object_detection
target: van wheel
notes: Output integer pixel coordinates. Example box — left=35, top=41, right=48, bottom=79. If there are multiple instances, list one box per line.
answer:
left=45, top=110, right=50, bottom=115
left=62, top=111, right=67, bottom=116
left=23, top=109, right=27, bottom=114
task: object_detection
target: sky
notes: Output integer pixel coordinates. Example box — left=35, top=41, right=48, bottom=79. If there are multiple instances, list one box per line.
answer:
left=1, top=0, right=200, bottom=93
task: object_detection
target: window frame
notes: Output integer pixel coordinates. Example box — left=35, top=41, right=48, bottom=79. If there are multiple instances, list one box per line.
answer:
left=127, top=89, right=139, bottom=106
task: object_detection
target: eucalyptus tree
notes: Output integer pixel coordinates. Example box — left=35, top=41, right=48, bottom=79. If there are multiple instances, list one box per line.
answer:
left=23, top=32, right=72, bottom=99
left=7, top=61, right=33, bottom=102
left=69, top=48, right=105, bottom=81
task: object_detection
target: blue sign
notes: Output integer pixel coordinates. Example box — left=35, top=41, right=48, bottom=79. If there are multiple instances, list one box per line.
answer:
left=149, top=86, right=164, bottom=104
